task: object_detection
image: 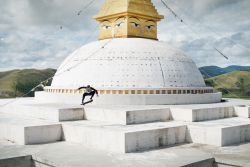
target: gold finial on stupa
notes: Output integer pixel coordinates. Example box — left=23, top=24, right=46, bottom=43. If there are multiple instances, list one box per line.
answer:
left=94, top=0, right=164, bottom=40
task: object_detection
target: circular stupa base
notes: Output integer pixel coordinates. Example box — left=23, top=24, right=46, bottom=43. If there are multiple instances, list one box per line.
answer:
left=35, top=87, right=222, bottom=105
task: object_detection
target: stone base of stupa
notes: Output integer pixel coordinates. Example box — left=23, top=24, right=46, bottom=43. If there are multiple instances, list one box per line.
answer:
left=35, top=90, right=222, bottom=105
left=0, top=97, right=250, bottom=166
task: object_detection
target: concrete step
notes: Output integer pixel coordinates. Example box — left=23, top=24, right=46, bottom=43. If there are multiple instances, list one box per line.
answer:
left=170, top=106, right=235, bottom=122
left=62, top=121, right=187, bottom=153
left=83, top=106, right=170, bottom=125
left=0, top=113, right=62, bottom=145
left=234, top=105, right=250, bottom=118
left=186, top=117, right=250, bottom=146
left=1, top=103, right=84, bottom=122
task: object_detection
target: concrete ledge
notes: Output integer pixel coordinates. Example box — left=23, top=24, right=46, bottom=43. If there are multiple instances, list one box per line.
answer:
left=1, top=103, right=84, bottom=122
left=187, top=118, right=250, bottom=146
left=24, top=125, right=62, bottom=145
left=170, top=106, right=234, bottom=122
left=62, top=121, right=187, bottom=153
left=83, top=107, right=170, bottom=125
left=0, top=113, right=62, bottom=145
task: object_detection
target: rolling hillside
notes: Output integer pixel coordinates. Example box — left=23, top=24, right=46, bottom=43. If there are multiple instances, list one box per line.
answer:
left=199, top=65, right=250, bottom=78
left=0, top=67, right=249, bottom=99
left=0, top=69, right=56, bottom=98
left=205, top=71, right=250, bottom=98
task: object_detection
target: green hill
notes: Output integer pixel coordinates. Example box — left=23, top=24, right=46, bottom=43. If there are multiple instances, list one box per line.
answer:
left=205, top=71, right=250, bottom=99
left=0, top=68, right=249, bottom=99
left=0, top=69, right=56, bottom=98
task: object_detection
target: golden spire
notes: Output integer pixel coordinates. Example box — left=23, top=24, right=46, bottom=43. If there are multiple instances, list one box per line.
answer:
left=94, top=0, right=164, bottom=40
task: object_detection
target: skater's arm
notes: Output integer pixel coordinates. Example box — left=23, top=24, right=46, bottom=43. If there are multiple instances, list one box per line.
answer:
left=78, top=86, right=86, bottom=90
left=90, top=87, right=98, bottom=95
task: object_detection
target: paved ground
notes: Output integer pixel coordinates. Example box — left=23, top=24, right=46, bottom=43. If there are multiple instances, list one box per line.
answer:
left=0, top=140, right=215, bottom=167
left=190, top=142, right=250, bottom=167
left=1, top=140, right=250, bottom=166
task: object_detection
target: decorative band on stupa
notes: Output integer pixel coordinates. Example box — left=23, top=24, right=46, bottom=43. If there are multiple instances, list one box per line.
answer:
left=45, top=87, right=214, bottom=95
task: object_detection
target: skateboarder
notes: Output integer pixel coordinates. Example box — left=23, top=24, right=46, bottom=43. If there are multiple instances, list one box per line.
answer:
left=78, top=85, right=98, bottom=105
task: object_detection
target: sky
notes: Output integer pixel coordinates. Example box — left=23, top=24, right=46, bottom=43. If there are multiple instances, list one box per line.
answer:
left=0, top=0, right=250, bottom=71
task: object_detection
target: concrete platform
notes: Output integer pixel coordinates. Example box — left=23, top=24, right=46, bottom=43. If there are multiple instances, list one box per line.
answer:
left=0, top=113, right=62, bottom=145
left=62, top=121, right=187, bottom=153
left=170, top=106, right=234, bottom=122
left=187, top=117, right=250, bottom=146
left=0, top=102, right=84, bottom=122
left=84, top=105, right=170, bottom=125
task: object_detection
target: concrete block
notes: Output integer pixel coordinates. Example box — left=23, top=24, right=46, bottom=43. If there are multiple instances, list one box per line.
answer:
left=0, top=156, right=34, bottom=167
left=0, top=113, right=62, bottom=145
left=24, top=125, right=62, bottom=145
left=58, top=108, right=84, bottom=121
left=234, top=105, right=250, bottom=118
left=83, top=107, right=170, bottom=125
left=62, top=121, right=187, bottom=153
left=125, top=125, right=186, bottom=152
left=187, top=118, right=250, bottom=146
left=1, top=103, right=84, bottom=122
left=170, top=106, right=234, bottom=122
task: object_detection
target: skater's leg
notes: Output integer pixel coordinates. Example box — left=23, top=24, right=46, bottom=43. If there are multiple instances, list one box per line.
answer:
left=82, top=93, right=87, bottom=104
left=90, top=91, right=95, bottom=100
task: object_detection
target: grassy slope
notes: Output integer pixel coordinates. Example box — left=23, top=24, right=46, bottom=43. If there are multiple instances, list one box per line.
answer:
left=0, top=69, right=56, bottom=98
left=0, top=69, right=249, bottom=99
left=205, top=71, right=250, bottom=99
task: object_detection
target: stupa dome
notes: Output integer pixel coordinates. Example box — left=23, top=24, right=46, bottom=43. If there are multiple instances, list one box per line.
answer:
left=36, top=0, right=221, bottom=105
left=52, top=38, right=206, bottom=89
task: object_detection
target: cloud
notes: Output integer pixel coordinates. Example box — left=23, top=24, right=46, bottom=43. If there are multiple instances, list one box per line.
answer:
left=0, top=0, right=249, bottom=71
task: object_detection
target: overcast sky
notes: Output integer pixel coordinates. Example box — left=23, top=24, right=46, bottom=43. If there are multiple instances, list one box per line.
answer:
left=0, top=0, right=250, bottom=71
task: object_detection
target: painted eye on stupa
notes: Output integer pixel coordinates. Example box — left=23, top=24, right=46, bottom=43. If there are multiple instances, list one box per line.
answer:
left=102, top=25, right=111, bottom=30
left=115, top=22, right=125, bottom=28
left=145, top=25, right=155, bottom=30
left=130, top=22, right=140, bottom=28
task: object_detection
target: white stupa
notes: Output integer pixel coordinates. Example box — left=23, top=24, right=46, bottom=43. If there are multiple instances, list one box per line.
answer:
left=36, top=0, right=221, bottom=105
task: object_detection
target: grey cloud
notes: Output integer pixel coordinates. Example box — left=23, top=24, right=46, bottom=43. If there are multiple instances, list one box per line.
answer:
left=0, top=0, right=250, bottom=71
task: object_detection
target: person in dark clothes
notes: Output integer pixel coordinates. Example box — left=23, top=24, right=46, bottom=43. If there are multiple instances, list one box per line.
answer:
left=78, top=85, right=98, bottom=105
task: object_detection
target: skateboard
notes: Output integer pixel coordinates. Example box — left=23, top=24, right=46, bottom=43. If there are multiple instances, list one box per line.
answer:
left=81, top=99, right=93, bottom=105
